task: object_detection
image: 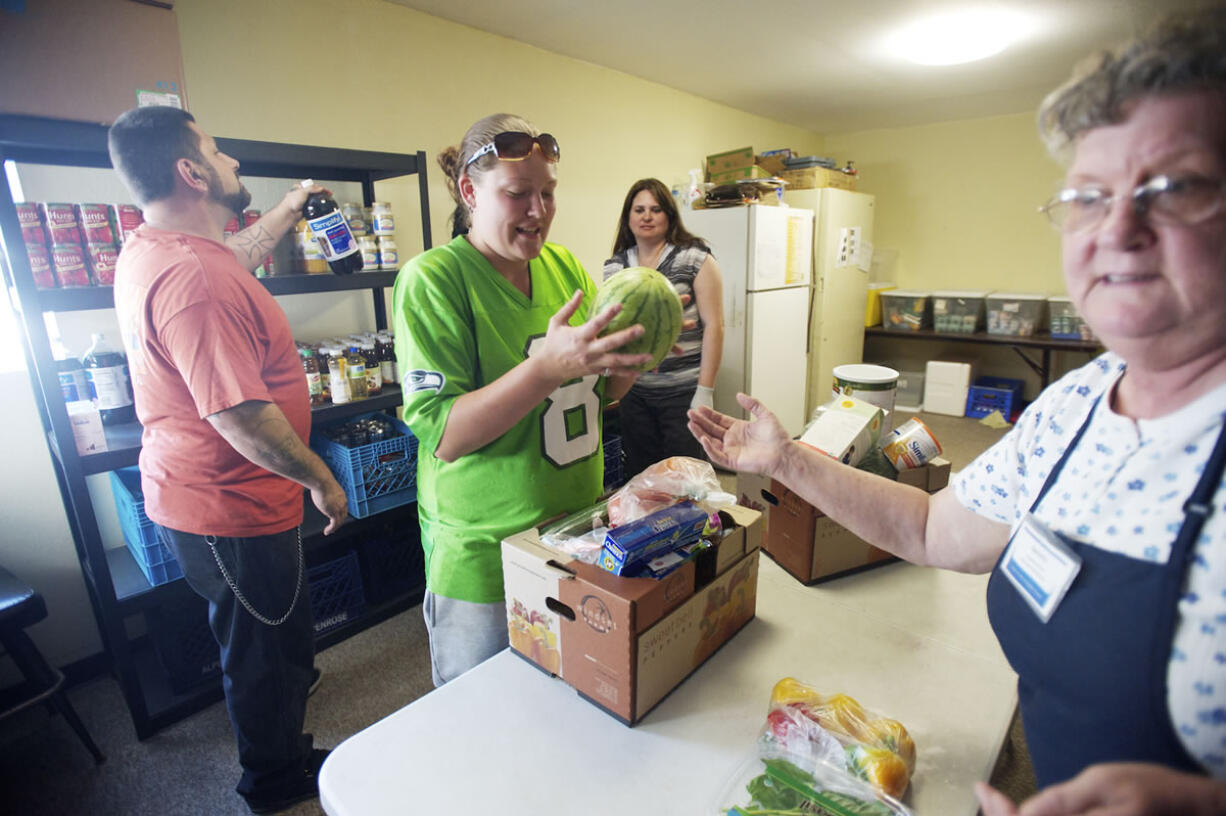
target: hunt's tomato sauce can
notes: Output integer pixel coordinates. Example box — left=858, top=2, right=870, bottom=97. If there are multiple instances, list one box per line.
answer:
left=52, top=242, right=91, bottom=287
left=26, top=242, right=57, bottom=288
left=40, top=203, right=81, bottom=245
left=75, top=203, right=115, bottom=245
left=16, top=202, right=45, bottom=245
left=86, top=243, right=119, bottom=286
left=108, top=204, right=144, bottom=244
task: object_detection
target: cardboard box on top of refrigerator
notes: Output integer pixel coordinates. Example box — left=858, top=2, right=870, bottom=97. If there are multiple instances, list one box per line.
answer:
left=501, top=503, right=762, bottom=724
left=757, top=461, right=947, bottom=584
left=778, top=166, right=858, bottom=191
left=708, top=165, right=774, bottom=185
left=706, top=146, right=755, bottom=176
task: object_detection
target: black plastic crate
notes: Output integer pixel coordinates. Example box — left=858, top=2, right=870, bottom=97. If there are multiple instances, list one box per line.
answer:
left=356, top=519, right=425, bottom=607
left=145, top=596, right=221, bottom=695
left=603, top=433, right=625, bottom=489
left=308, top=550, right=366, bottom=636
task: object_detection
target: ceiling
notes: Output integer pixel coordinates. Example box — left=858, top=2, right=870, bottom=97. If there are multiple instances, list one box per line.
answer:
left=385, top=0, right=1212, bottom=133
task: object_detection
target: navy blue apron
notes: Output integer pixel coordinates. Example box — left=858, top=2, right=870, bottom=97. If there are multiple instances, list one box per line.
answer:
left=986, top=394, right=1226, bottom=787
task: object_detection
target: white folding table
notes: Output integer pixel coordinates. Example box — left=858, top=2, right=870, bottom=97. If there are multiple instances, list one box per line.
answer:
left=320, top=555, right=1018, bottom=816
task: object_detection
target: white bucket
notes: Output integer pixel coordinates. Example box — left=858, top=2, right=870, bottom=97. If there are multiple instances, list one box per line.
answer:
left=832, top=364, right=899, bottom=428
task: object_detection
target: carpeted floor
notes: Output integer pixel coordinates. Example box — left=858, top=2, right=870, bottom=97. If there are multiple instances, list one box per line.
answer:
left=0, top=411, right=1034, bottom=815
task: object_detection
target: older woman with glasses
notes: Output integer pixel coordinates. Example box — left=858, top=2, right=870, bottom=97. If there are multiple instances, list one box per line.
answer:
left=688, top=9, right=1226, bottom=813
left=392, top=113, right=652, bottom=686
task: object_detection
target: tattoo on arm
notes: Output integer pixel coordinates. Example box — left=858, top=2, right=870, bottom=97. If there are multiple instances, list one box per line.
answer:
left=230, top=224, right=277, bottom=262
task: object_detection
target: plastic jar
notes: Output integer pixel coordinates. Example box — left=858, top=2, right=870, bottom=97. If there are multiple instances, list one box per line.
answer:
left=341, top=202, right=367, bottom=236
left=359, top=235, right=380, bottom=271
left=371, top=202, right=395, bottom=236
left=378, top=236, right=398, bottom=271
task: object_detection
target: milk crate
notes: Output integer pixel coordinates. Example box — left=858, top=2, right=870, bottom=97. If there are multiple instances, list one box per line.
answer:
left=145, top=596, right=220, bottom=694
left=965, top=376, right=1026, bottom=420
left=312, top=413, right=418, bottom=518
left=308, top=550, right=365, bottom=636
left=603, top=433, right=625, bottom=489
left=356, top=518, right=425, bottom=607
left=110, top=467, right=183, bottom=586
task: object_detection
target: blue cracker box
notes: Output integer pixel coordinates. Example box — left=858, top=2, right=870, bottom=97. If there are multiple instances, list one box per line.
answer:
left=600, top=501, right=709, bottom=576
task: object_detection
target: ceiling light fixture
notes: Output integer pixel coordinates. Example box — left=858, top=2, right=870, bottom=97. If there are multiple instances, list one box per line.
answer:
left=886, top=7, right=1032, bottom=66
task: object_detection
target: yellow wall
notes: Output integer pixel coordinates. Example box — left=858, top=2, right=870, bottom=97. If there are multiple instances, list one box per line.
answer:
left=173, top=0, right=823, bottom=273
left=824, top=112, right=1068, bottom=295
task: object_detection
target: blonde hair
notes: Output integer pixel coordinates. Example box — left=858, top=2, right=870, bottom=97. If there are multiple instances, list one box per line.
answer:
left=437, top=113, right=539, bottom=234
left=1038, top=6, right=1226, bottom=161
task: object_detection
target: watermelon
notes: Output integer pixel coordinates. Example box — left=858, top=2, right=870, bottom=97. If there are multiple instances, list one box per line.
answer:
left=592, top=266, right=684, bottom=371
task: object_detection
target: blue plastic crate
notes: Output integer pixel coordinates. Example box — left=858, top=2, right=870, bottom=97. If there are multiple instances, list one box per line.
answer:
left=603, top=433, right=625, bottom=489
left=110, top=467, right=184, bottom=586
left=312, top=413, right=418, bottom=518
left=965, top=376, right=1026, bottom=420
left=356, top=517, right=424, bottom=606
left=145, top=596, right=220, bottom=694
left=308, top=550, right=365, bottom=636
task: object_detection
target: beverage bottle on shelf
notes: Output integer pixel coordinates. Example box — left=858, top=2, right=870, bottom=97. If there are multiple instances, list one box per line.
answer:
left=345, top=346, right=368, bottom=400
left=82, top=332, right=136, bottom=425
left=301, top=348, right=324, bottom=407
left=360, top=341, right=382, bottom=395
left=316, top=344, right=333, bottom=403
left=376, top=333, right=396, bottom=387
left=328, top=348, right=351, bottom=405
left=301, top=181, right=362, bottom=275
left=52, top=337, right=89, bottom=403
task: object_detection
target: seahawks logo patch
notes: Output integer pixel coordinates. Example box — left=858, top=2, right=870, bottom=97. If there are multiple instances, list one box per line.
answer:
left=405, top=369, right=445, bottom=394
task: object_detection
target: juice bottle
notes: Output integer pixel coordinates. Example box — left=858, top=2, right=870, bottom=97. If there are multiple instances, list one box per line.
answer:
left=301, top=348, right=324, bottom=407
left=82, top=332, right=136, bottom=424
left=360, top=341, right=382, bottom=395
left=301, top=182, right=362, bottom=275
left=328, top=348, right=351, bottom=405
left=376, top=333, right=396, bottom=387
left=345, top=346, right=368, bottom=400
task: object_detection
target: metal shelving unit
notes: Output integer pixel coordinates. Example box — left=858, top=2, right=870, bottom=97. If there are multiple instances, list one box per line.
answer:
left=0, top=114, right=432, bottom=738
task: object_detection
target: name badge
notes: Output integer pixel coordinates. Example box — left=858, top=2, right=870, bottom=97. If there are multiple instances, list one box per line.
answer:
left=1001, top=515, right=1082, bottom=622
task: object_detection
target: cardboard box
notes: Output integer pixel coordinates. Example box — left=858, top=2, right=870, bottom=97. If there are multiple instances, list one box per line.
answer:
left=755, top=154, right=789, bottom=175
left=760, top=462, right=946, bottom=584
left=0, top=0, right=188, bottom=124
left=735, top=471, right=772, bottom=543
left=778, top=166, right=858, bottom=191
left=502, top=504, right=762, bottom=724
left=708, top=165, right=773, bottom=185
left=706, top=146, right=755, bottom=175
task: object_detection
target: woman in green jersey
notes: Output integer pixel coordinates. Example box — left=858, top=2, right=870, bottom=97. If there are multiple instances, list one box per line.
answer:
left=393, top=114, right=651, bottom=686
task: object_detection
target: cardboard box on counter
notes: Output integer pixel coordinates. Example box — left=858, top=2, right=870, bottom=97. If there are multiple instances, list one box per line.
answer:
left=778, top=166, right=858, bottom=191
left=501, top=503, right=762, bottom=724
left=747, top=460, right=948, bottom=585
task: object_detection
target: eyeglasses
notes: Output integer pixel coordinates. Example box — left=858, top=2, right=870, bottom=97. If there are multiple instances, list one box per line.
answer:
left=1039, top=174, right=1226, bottom=233
left=464, top=132, right=560, bottom=168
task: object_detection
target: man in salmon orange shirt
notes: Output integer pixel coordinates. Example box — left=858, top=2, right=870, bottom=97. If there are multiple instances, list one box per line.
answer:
left=108, top=106, right=347, bottom=814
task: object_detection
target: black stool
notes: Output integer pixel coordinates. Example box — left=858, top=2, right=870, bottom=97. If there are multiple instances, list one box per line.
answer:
left=0, top=565, right=105, bottom=764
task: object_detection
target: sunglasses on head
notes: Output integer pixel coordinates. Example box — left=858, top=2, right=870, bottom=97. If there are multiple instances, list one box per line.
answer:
left=465, top=131, right=561, bottom=167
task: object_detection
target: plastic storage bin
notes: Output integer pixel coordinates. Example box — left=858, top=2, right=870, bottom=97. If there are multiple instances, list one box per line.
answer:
left=894, top=369, right=925, bottom=412
left=865, top=282, right=897, bottom=327
left=879, top=289, right=931, bottom=331
left=932, top=290, right=988, bottom=334
left=966, top=376, right=1026, bottom=420
left=110, top=467, right=184, bottom=587
left=308, top=550, right=365, bottom=636
left=1049, top=295, right=1096, bottom=341
left=986, top=292, right=1047, bottom=337
left=924, top=360, right=976, bottom=416
left=312, top=413, right=418, bottom=518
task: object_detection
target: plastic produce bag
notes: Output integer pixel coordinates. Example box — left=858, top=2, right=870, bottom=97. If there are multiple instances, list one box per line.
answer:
left=538, top=499, right=609, bottom=564
left=763, top=678, right=915, bottom=799
left=607, top=456, right=727, bottom=527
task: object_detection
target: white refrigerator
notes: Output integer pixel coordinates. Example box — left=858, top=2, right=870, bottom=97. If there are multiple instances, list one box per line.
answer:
left=782, top=188, right=877, bottom=419
left=685, top=205, right=815, bottom=436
